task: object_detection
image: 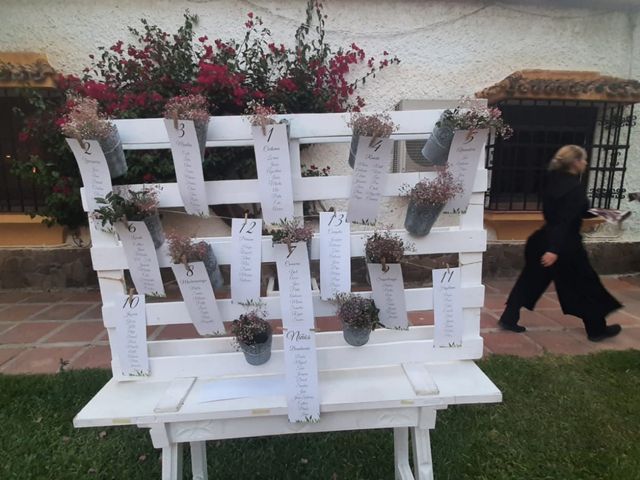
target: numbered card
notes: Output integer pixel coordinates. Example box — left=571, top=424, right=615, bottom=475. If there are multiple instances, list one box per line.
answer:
left=115, top=222, right=165, bottom=297
left=432, top=267, right=463, bottom=348
left=319, top=211, right=351, bottom=300
left=346, top=136, right=393, bottom=225
left=231, top=218, right=263, bottom=303
left=172, top=262, right=225, bottom=336
left=283, top=328, right=320, bottom=423
left=164, top=119, right=210, bottom=217
left=114, top=294, right=149, bottom=377
left=367, top=263, right=408, bottom=329
left=66, top=138, right=113, bottom=211
left=443, top=129, right=488, bottom=214
left=252, top=124, right=295, bottom=223
left=274, top=242, right=315, bottom=330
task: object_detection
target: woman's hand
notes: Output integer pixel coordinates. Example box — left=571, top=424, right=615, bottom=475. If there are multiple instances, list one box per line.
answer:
left=541, top=252, right=558, bottom=267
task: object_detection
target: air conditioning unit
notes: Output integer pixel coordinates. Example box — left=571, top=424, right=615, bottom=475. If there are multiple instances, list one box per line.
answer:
left=393, top=98, right=488, bottom=172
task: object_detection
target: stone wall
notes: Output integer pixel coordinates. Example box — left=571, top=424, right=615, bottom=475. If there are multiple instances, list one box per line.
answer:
left=0, top=247, right=97, bottom=290
left=2, top=241, right=638, bottom=290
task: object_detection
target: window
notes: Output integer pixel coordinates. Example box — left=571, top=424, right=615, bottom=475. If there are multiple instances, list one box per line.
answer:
left=485, top=99, right=636, bottom=211
left=0, top=89, right=43, bottom=213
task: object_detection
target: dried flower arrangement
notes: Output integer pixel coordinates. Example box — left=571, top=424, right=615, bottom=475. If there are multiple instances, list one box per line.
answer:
left=245, top=100, right=286, bottom=134
left=231, top=304, right=273, bottom=365
left=438, top=100, right=512, bottom=139
left=60, top=95, right=128, bottom=178
left=348, top=112, right=398, bottom=139
left=333, top=293, right=381, bottom=330
left=60, top=96, right=115, bottom=141
left=163, top=94, right=211, bottom=124
left=402, top=170, right=463, bottom=208
left=231, top=309, right=272, bottom=346
left=166, top=232, right=210, bottom=264
left=166, top=231, right=224, bottom=288
left=364, top=229, right=407, bottom=264
left=93, top=187, right=160, bottom=226
left=270, top=219, right=314, bottom=245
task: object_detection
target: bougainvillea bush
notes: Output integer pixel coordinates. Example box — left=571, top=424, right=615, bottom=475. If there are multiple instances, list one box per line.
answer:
left=13, top=1, right=399, bottom=229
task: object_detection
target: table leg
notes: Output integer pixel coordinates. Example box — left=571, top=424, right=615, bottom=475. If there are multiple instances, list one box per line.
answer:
left=411, top=427, right=434, bottom=480
left=161, top=443, right=183, bottom=480
left=394, top=427, right=415, bottom=480
left=190, top=441, right=208, bottom=480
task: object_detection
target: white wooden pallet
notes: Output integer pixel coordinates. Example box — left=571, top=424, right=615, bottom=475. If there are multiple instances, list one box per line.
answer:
left=74, top=109, right=501, bottom=480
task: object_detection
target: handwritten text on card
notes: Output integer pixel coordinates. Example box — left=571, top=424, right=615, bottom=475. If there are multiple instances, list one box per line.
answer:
left=114, top=294, right=149, bottom=377
left=115, top=221, right=165, bottom=297
left=432, top=267, right=463, bottom=348
left=172, top=262, right=225, bottom=336
left=252, top=124, right=295, bottom=223
left=443, top=129, right=488, bottom=214
left=347, top=136, right=393, bottom=225
left=283, top=328, right=320, bottom=423
left=367, top=263, right=408, bottom=329
left=164, top=119, right=210, bottom=217
left=319, top=211, right=351, bottom=300
left=231, top=218, right=263, bottom=303
left=66, top=138, right=113, bottom=211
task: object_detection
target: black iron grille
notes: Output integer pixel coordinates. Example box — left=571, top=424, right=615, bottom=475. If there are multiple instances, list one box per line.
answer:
left=485, top=99, right=636, bottom=211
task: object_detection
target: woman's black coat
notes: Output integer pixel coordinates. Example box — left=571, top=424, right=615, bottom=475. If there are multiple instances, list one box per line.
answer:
left=506, top=170, right=621, bottom=324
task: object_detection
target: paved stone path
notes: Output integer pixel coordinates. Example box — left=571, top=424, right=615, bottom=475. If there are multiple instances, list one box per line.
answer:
left=1, top=275, right=639, bottom=374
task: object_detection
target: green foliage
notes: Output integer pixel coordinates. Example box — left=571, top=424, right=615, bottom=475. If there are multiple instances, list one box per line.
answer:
left=11, top=2, right=399, bottom=229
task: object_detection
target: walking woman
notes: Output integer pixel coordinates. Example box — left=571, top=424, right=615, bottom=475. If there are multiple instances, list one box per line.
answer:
left=498, top=145, right=622, bottom=342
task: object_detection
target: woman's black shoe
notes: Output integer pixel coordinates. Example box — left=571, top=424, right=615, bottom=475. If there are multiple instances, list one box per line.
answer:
left=498, top=320, right=526, bottom=333
left=498, top=304, right=524, bottom=332
left=587, top=324, right=622, bottom=342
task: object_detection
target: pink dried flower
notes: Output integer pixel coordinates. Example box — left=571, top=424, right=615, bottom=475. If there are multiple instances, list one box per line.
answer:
left=402, top=170, right=463, bottom=207
left=439, top=99, right=513, bottom=139
left=163, top=94, right=210, bottom=124
left=270, top=219, right=314, bottom=245
left=245, top=100, right=281, bottom=129
left=231, top=310, right=271, bottom=345
left=348, top=112, right=397, bottom=138
left=365, top=229, right=407, bottom=264
left=333, top=293, right=381, bottom=330
left=166, top=231, right=210, bottom=265
left=60, top=96, right=115, bottom=140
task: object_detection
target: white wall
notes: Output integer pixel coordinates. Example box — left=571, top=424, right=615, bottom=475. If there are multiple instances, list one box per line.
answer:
left=1, top=0, right=639, bottom=240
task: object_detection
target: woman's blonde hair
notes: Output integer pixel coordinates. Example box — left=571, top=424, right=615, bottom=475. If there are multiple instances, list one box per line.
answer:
left=548, top=145, right=587, bottom=172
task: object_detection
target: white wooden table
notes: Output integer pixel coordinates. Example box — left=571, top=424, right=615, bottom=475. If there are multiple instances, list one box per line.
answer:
left=74, top=108, right=501, bottom=479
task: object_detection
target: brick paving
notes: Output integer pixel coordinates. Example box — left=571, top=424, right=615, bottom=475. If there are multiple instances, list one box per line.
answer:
left=0, top=275, right=639, bottom=374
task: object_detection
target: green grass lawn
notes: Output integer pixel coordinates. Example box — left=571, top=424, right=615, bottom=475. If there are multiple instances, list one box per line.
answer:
left=1, top=350, right=639, bottom=479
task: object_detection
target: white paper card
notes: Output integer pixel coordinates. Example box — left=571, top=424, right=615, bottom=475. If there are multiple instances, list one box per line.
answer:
left=319, top=211, right=351, bottom=300
left=164, top=119, right=210, bottom=217
left=283, top=328, right=320, bottom=423
left=274, top=242, right=315, bottom=330
left=231, top=218, right=263, bottom=303
left=367, top=263, right=408, bottom=329
left=252, top=124, right=295, bottom=223
left=171, top=262, right=225, bottom=336
left=443, top=129, right=488, bottom=214
left=346, top=136, right=393, bottom=225
left=66, top=138, right=113, bottom=211
left=195, top=376, right=285, bottom=403
left=432, top=267, right=463, bottom=348
left=115, top=221, right=165, bottom=297
left=114, top=294, right=149, bottom=377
